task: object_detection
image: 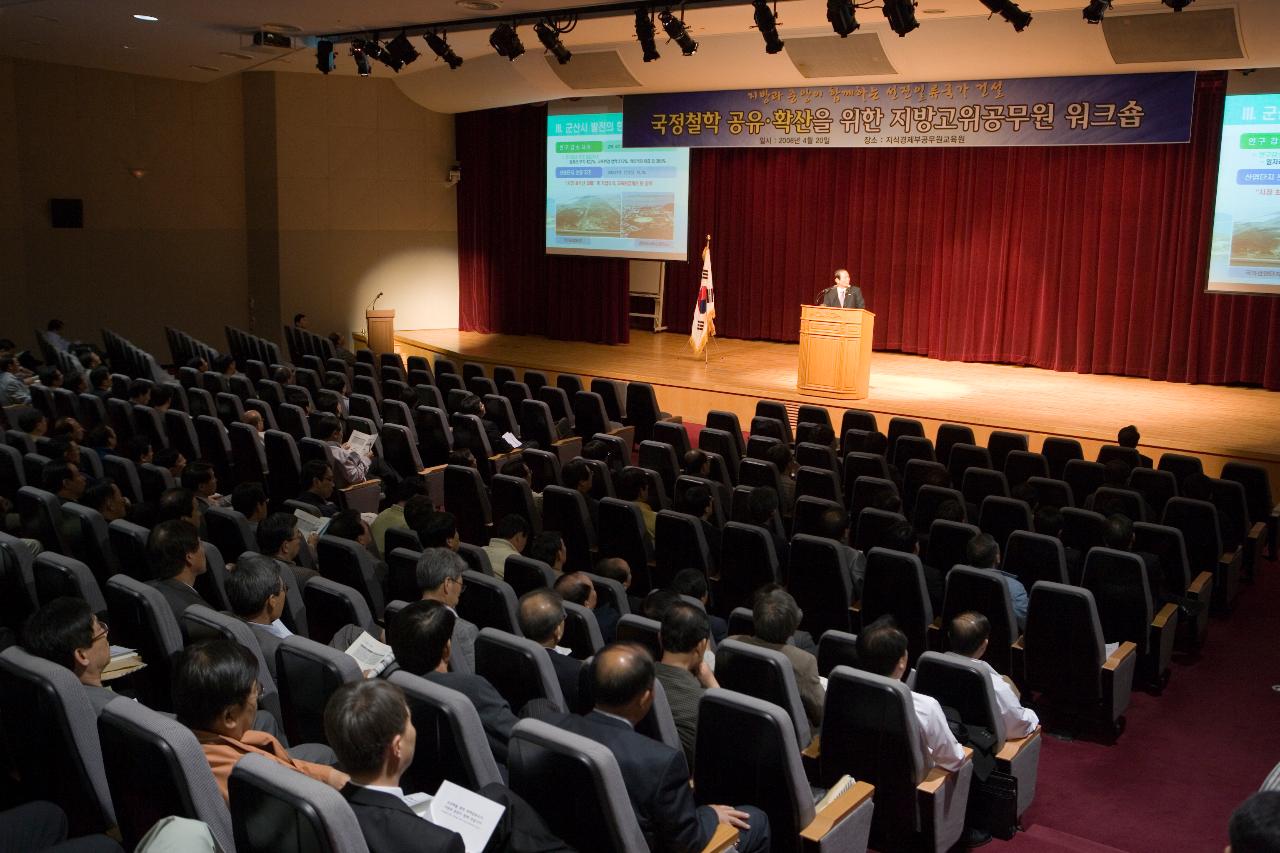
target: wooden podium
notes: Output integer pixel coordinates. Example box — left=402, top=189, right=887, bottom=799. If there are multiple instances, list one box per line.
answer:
left=366, top=309, right=395, bottom=355
left=797, top=306, right=874, bottom=399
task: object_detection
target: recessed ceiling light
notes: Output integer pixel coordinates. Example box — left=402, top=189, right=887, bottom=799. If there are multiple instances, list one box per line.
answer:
left=457, top=0, right=502, bottom=10
left=133, top=14, right=159, bottom=22
left=122, top=44, right=132, bottom=49
left=191, top=64, right=221, bottom=72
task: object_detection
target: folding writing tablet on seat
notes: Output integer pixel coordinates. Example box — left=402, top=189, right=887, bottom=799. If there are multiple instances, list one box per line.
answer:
left=229, top=752, right=370, bottom=853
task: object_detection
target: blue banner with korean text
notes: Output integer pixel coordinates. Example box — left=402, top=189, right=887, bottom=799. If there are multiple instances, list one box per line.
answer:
left=622, top=73, right=1196, bottom=148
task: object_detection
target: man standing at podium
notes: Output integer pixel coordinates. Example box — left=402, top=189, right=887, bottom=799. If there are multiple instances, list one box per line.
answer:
left=818, top=268, right=865, bottom=309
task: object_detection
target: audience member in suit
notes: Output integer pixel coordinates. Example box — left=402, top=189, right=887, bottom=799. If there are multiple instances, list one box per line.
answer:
left=417, top=547, right=478, bottom=674
left=325, top=680, right=466, bottom=853
left=676, top=485, right=721, bottom=570
left=1102, top=512, right=1171, bottom=603
left=229, top=481, right=269, bottom=534
left=518, top=588, right=591, bottom=714
left=0, top=800, right=122, bottom=853
left=458, top=392, right=511, bottom=456
left=747, top=486, right=790, bottom=568
left=79, top=478, right=128, bottom=525
left=176, top=639, right=348, bottom=802
left=856, top=617, right=968, bottom=772
left=22, top=596, right=119, bottom=715
left=1228, top=791, right=1280, bottom=853
left=654, top=601, right=719, bottom=767
left=326, top=509, right=390, bottom=591
left=555, top=571, right=620, bottom=645
left=670, top=568, right=728, bottom=645
left=146, top=519, right=209, bottom=623
left=765, top=444, right=798, bottom=519
left=884, top=520, right=944, bottom=613
left=39, top=460, right=87, bottom=549
left=409, top=504, right=462, bottom=552
left=561, top=459, right=599, bottom=530
left=181, top=462, right=222, bottom=513
left=1117, top=425, right=1153, bottom=469
left=482, top=514, right=530, bottom=581
left=296, top=459, right=340, bottom=518
left=528, top=531, right=567, bottom=577
left=386, top=600, right=520, bottom=764
left=594, top=556, right=644, bottom=614
left=948, top=611, right=1040, bottom=739
left=723, top=587, right=825, bottom=730
left=818, top=268, right=865, bottom=309
left=1033, top=504, right=1081, bottom=583
left=966, top=533, right=1029, bottom=632
left=257, top=511, right=321, bottom=586
left=814, top=506, right=867, bottom=601
left=327, top=680, right=571, bottom=853
left=551, top=644, right=771, bottom=853
left=226, top=553, right=294, bottom=681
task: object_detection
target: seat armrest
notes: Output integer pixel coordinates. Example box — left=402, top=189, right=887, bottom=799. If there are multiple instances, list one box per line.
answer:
left=660, top=414, right=684, bottom=425
left=800, top=781, right=875, bottom=842
left=700, top=824, right=739, bottom=853
left=552, top=436, right=583, bottom=466
left=609, top=425, right=636, bottom=451
left=1102, top=641, right=1137, bottom=672
left=1012, top=636, right=1025, bottom=650
left=802, top=735, right=821, bottom=760
left=339, top=479, right=382, bottom=514
left=1186, top=571, right=1213, bottom=599
left=995, top=731, right=1039, bottom=763
left=1151, top=602, right=1178, bottom=629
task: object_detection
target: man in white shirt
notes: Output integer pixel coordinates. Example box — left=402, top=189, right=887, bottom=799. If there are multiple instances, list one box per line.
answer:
left=481, top=514, right=529, bottom=580
left=948, top=611, right=1039, bottom=739
left=856, top=617, right=967, bottom=772
left=819, top=268, right=866, bottom=309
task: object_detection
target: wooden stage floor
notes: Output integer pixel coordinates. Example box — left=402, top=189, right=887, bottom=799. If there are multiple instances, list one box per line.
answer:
left=395, top=328, right=1280, bottom=486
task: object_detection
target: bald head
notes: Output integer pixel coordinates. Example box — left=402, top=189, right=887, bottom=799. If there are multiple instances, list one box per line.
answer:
left=589, top=643, right=655, bottom=720
left=518, top=588, right=565, bottom=647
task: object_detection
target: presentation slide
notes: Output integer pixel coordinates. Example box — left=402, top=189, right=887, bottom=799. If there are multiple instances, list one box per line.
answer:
left=1207, top=89, right=1280, bottom=295
left=546, top=103, right=690, bottom=261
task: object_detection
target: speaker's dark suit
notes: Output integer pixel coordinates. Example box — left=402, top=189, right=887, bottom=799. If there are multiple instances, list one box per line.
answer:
left=552, top=710, right=770, bottom=853
left=341, top=784, right=466, bottom=853
left=818, top=286, right=865, bottom=309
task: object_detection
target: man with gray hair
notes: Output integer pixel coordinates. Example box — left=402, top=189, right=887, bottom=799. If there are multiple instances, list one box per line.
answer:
left=720, top=586, right=824, bottom=730
left=416, top=547, right=477, bottom=674
left=227, top=553, right=292, bottom=680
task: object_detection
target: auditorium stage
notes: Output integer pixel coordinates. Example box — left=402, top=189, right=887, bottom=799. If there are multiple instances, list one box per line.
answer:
left=393, top=328, right=1280, bottom=488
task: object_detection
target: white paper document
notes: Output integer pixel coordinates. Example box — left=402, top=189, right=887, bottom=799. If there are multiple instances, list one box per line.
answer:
left=343, top=631, right=396, bottom=678
left=408, top=780, right=506, bottom=853
left=293, top=508, right=328, bottom=539
left=347, top=430, right=376, bottom=457
left=501, top=431, right=521, bottom=449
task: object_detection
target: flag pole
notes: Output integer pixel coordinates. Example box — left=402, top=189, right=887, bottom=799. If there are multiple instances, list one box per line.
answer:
left=703, top=234, right=712, bottom=365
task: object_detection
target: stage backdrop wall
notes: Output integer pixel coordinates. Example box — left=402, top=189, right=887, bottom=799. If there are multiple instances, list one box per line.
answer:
left=659, top=72, right=1280, bottom=390
left=456, top=76, right=1280, bottom=388
left=456, top=105, right=630, bottom=345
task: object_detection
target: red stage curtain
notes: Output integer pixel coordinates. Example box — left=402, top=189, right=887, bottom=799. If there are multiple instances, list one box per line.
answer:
left=456, top=105, right=630, bottom=345
left=657, top=73, right=1280, bottom=390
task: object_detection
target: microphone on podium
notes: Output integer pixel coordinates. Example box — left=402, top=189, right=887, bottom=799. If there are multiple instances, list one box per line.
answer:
left=814, top=286, right=830, bottom=305
left=369, top=291, right=384, bottom=311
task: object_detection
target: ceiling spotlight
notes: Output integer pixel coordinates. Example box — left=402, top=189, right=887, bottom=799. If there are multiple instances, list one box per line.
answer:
left=882, top=0, right=919, bottom=36
left=979, top=0, right=1032, bottom=30
left=316, top=38, right=335, bottom=74
left=1082, top=0, right=1110, bottom=23
left=534, top=20, right=572, bottom=64
left=752, top=0, right=784, bottom=54
left=350, top=40, right=371, bottom=76
left=490, top=23, right=525, bottom=60
left=659, top=9, right=698, bottom=56
left=1161, top=0, right=1193, bottom=9
left=635, top=8, right=660, bottom=62
left=424, top=31, right=463, bottom=69
left=827, top=0, right=858, bottom=37
left=386, top=31, right=420, bottom=68
left=365, top=38, right=404, bottom=71
left=132, top=14, right=158, bottom=22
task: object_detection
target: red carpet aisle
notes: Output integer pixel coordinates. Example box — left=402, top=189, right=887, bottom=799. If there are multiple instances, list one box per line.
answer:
left=1002, top=553, right=1280, bottom=853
